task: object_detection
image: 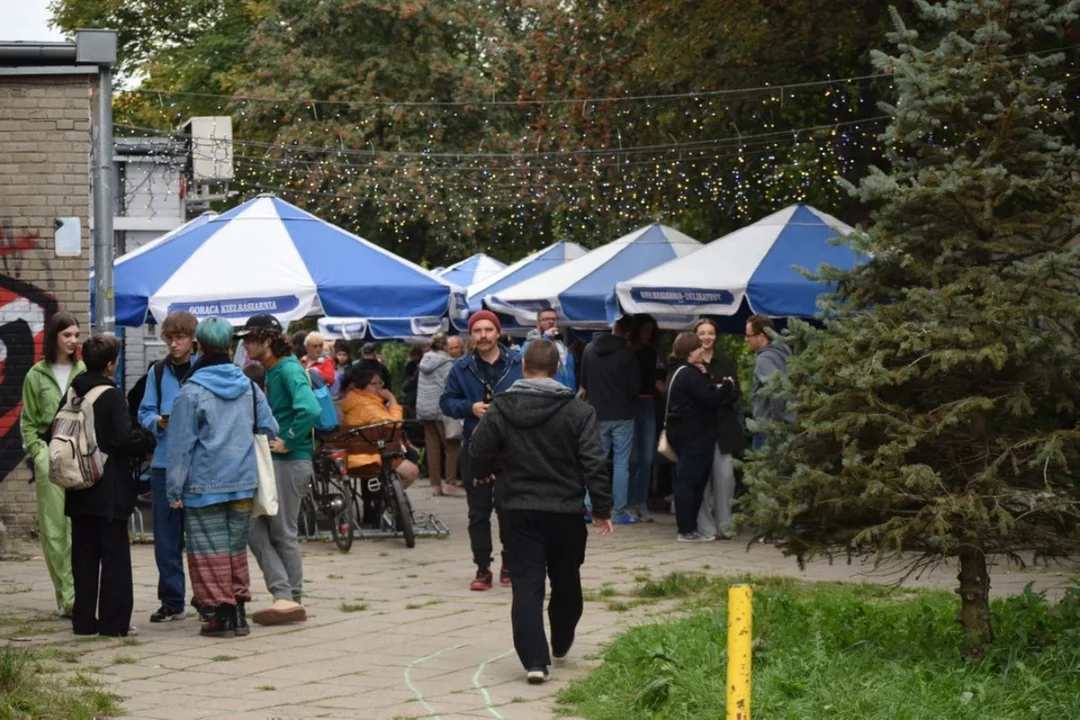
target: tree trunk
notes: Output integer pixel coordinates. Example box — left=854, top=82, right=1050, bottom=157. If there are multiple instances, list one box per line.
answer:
left=956, top=547, right=993, bottom=660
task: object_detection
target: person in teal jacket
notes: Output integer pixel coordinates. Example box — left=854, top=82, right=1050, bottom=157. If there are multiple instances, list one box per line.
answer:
left=238, top=314, right=321, bottom=627
left=19, top=311, right=85, bottom=616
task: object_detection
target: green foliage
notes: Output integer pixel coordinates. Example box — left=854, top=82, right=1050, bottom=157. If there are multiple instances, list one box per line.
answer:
left=0, top=649, right=121, bottom=720
left=559, top=578, right=1080, bottom=719
left=745, top=0, right=1080, bottom=653
left=48, top=0, right=929, bottom=263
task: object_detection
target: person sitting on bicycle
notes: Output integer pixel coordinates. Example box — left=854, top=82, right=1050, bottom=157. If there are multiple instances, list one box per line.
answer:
left=341, top=365, right=420, bottom=487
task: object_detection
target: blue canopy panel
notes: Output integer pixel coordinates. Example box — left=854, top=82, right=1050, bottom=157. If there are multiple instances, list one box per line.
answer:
left=558, top=226, right=684, bottom=323
left=98, top=212, right=217, bottom=326
left=467, top=242, right=582, bottom=312
left=276, top=198, right=453, bottom=319
left=747, top=205, right=863, bottom=317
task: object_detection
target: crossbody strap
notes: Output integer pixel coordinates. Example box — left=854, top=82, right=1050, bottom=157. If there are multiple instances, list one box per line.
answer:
left=663, top=365, right=689, bottom=424
left=249, top=381, right=258, bottom=434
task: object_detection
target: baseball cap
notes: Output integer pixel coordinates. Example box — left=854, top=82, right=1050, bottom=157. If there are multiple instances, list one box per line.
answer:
left=235, top=314, right=284, bottom=337
left=361, top=342, right=378, bottom=355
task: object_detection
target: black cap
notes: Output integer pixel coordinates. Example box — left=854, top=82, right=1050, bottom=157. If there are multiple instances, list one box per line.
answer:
left=236, top=314, right=284, bottom=337
left=361, top=342, right=377, bottom=355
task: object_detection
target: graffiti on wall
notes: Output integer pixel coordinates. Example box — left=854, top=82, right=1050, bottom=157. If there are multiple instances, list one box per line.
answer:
left=0, top=225, right=56, bottom=481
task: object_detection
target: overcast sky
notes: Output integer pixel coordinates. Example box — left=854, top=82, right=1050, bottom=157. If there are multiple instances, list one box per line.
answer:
left=1, top=0, right=67, bottom=42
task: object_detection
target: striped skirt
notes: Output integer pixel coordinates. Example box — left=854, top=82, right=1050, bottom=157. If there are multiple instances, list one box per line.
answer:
left=184, top=498, right=253, bottom=607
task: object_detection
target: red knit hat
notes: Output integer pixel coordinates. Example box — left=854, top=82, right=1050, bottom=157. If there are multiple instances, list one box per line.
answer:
left=468, top=310, right=502, bottom=333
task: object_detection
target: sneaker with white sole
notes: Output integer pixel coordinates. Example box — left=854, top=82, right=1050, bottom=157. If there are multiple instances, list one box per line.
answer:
left=150, top=605, right=186, bottom=623
left=677, top=531, right=716, bottom=543
left=526, top=666, right=551, bottom=684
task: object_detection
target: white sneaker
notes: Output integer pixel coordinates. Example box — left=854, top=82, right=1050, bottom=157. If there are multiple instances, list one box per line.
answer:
left=677, top=532, right=715, bottom=543
left=526, top=667, right=551, bottom=684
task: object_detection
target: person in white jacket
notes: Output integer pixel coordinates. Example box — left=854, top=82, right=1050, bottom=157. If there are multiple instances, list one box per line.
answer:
left=416, top=334, right=465, bottom=496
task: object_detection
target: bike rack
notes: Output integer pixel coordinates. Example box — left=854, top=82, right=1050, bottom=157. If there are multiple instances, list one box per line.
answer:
left=298, top=511, right=451, bottom=542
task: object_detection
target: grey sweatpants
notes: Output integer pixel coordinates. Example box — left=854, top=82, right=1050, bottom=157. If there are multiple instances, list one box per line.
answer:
left=696, top=448, right=735, bottom=538
left=249, top=459, right=311, bottom=603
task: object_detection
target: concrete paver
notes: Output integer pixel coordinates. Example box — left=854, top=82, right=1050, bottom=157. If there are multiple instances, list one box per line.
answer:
left=1, top=482, right=1077, bottom=719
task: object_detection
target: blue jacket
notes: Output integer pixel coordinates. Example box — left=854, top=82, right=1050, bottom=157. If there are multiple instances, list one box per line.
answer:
left=138, top=354, right=198, bottom=469
left=439, top=346, right=523, bottom=442
left=522, top=330, right=576, bottom=390
left=166, top=361, right=278, bottom=504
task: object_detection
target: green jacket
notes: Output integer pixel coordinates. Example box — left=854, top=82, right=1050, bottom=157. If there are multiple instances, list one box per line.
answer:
left=265, top=355, right=321, bottom=462
left=21, top=359, right=86, bottom=457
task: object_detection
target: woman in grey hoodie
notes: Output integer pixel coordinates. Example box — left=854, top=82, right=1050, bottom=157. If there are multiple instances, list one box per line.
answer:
left=416, top=334, right=463, bottom=496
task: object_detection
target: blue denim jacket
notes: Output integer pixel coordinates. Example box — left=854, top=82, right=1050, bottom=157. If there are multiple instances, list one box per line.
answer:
left=165, top=362, right=278, bottom=504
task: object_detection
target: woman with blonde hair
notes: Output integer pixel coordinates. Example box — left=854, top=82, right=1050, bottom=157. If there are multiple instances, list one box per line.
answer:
left=300, top=331, right=336, bottom=385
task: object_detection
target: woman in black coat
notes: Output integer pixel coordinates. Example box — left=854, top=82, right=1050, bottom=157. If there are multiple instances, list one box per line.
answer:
left=63, top=335, right=156, bottom=636
left=663, top=332, right=735, bottom=542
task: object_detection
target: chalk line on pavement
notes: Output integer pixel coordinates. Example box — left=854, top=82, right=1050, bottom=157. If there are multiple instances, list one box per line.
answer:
left=472, top=649, right=516, bottom=720
left=404, top=643, right=468, bottom=720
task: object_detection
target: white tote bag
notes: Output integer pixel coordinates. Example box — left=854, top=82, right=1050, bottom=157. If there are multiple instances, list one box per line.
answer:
left=248, top=385, right=279, bottom=517
left=252, top=434, right=278, bottom=517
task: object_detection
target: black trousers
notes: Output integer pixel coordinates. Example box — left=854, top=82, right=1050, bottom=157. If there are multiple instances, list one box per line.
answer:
left=674, top=439, right=715, bottom=535
left=461, top=445, right=505, bottom=570
left=503, top=510, right=587, bottom=670
left=71, top=515, right=133, bottom=636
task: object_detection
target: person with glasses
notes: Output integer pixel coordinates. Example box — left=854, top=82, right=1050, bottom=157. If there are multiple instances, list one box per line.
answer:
left=137, top=311, right=199, bottom=624
left=341, top=365, right=421, bottom=488
left=744, top=314, right=795, bottom=450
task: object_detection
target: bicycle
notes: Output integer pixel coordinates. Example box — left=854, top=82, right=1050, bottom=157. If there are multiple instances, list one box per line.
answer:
left=303, top=445, right=357, bottom=552
left=320, top=420, right=418, bottom=549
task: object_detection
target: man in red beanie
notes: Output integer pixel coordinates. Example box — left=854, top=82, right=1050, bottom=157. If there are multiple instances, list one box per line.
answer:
left=440, top=310, right=523, bottom=590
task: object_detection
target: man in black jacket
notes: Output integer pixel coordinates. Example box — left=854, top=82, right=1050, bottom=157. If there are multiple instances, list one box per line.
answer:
left=63, top=335, right=156, bottom=636
left=579, top=316, right=641, bottom=524
left=469, top=339, right=613, bottom=685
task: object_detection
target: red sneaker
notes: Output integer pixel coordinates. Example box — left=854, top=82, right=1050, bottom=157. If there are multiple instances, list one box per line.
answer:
left=470, top=568, right=493, bottom=591
left=500, top=565, right=512, bottom=586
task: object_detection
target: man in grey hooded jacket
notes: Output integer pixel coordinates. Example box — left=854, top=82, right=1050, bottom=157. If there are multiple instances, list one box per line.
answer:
left=469, top=339, right=612, bottom=684
left=745, top=313, right=795, bottom=449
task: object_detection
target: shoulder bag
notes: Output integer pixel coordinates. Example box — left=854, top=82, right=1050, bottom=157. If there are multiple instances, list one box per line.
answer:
left=657, top=365, right=688, bottom=462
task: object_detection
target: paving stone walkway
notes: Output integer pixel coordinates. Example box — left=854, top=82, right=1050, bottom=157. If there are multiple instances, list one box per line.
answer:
left=1, top=484, right=1077, bottom=719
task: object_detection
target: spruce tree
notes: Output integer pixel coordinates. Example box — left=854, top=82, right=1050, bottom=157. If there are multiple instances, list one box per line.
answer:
left=745, top=0, right=1080, bottom=659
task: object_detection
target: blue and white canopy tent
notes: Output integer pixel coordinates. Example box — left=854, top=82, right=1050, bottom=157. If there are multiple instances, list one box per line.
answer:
left=106, top=194, right=467, bottom=336
left=613, top=204, right=859, bottom=326
left=434, top=253, right=507, bottom=289
left=484, top=224, right=701, bottom=329
left=466, top=241, right=587, bottom=313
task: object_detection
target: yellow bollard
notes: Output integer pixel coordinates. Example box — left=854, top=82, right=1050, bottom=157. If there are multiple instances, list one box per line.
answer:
left=727, top=583, right=753, bottom=720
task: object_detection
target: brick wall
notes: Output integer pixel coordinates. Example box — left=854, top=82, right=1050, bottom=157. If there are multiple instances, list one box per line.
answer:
left=0, top=75, right=93, bottom=534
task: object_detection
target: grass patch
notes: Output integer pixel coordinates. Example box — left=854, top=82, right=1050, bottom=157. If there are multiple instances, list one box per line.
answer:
left=404, top=599, right=444, bottom=610
left=632, top=571, right=710, bottom=599
left=212, top=655, right=238, bottom=662
left=257, top=685, right=276, bottom=691
left=340, top=601, right=369, bottom=613
left=0, top=649, right=121, bottom=719
left=113, top=655, right=137, bottom=665
left=560, top=578, right=1080, bottom=719
left=327, top=574, right=344, bottom=580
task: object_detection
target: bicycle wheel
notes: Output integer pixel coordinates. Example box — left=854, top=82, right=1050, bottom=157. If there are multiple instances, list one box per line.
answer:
left=328, top=478, right=355, bottom=553
left=388, top=473, right=416, bottom=548
left=298, top=493, right=318, bottom=540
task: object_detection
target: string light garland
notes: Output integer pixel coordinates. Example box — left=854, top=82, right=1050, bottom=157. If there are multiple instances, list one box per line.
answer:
left=112, top=46, right=1078, bottom=256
